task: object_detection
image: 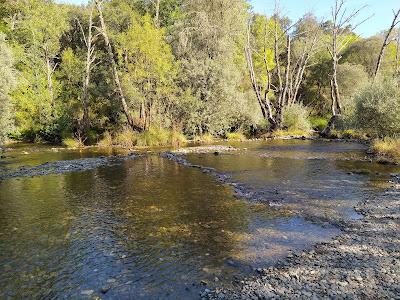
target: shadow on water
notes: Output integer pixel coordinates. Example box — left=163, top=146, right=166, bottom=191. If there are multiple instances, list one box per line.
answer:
left=0, top=140, right=398, bottom=298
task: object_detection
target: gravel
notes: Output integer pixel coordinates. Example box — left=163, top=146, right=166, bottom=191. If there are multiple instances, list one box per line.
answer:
left=162, top=152, right=400, bottom=299
left=204, top=174, right=400, bottom=299
left=0, top=153, right=140, bottom=180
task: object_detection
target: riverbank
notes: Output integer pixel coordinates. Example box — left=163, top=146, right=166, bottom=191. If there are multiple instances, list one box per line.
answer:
left=203, top=174, right=400, bottom=299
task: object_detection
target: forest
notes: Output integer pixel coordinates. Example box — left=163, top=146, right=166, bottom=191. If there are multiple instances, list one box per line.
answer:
left=0, top=0, right=399, bottom=160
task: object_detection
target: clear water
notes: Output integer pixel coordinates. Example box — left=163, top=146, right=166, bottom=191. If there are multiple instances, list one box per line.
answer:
left=0, top=140, right=398, bottom=299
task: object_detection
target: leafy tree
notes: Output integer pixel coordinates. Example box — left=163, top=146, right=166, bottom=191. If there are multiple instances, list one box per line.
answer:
left=0, top=34, right=16, bottom=143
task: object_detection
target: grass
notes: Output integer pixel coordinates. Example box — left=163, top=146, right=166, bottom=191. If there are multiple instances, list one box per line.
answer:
left=310, top=117, right=329, bottom=132
left=372, top=138, right=400, bottom=163
left=98, top=131, right=113, bottom=147
left=271, top=129, right=312, bottom=137
left=62, top=137, right=84, bottom=148
left=329, top=129, right=368, bottom=140
left=97, top=127, right=187, bottom=148
left=192, top=133, right=215, bottom=144
left=226, top=132, right=247, bottom=141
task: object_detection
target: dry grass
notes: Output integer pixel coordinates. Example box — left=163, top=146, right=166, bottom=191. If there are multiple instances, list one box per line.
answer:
left=192, top=133, right=215, bottom=144
left=97, top=127, right=187, bottom=148
left=372, top=138, right=400, bottom=163
left=226, top=132, right=247, bottom=141
left=62, top=137, right=84, bottom=148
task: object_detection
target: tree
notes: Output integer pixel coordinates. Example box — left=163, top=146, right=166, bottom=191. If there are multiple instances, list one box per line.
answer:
left=95, top=0, right=142, bottom=132
left=374, top=9, right=400, bottom=79
left=0, top=34, right=16, bottom=144
left=116, top=13, right=177, bottom=130
left=322, top=0, right=367, bottom=136
left=76, top=2, right=100, bottom=141
left=173, top=0, right=250, bottom=136
left=245, top=9, right=320, bottom=129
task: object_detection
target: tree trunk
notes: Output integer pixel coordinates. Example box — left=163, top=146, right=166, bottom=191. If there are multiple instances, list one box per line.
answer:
left=79, top=5, right=96, bottom=142
left=95, top=0, right=142, bottom=132
left=46, top=55, right=55, bottom=115
left=154, top=0, right=160, bottom=28
left=373, top=9, right=400, bottom=79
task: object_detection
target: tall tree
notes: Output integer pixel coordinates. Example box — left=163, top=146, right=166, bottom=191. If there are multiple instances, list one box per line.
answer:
left=0, top=34, right=16, bottom=144
left=373, top=9, right=400, bottom=79
left=95, top=0, right=142, bottom=132
left=77, top=2, right=99, bottom=141
left=245, top=10, right=320, bottom=129
left=322, top=0, right=366, bottom=136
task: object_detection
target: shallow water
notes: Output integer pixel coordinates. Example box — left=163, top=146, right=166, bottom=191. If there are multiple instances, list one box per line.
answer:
left=0, top=140, right=398, bottom=299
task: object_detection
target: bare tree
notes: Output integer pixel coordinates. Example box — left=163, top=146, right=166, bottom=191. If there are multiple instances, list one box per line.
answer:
left=322, top=0, right=368, bottom=136
left=94, top=0, right=142, bottom=132
left=76, top=3, right=100, bottom=141
left=245, top=9, right=319, bottom=130
left=373, top=9, right=400, bottom=79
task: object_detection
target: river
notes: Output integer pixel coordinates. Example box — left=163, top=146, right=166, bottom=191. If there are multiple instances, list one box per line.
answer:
left=0, top=140, right=398, bottom=299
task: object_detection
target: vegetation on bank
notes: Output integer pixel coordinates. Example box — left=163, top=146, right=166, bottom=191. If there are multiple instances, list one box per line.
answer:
left=0, top=0, right=399, bottom=161
left=372, top=138, right=400, bottom=164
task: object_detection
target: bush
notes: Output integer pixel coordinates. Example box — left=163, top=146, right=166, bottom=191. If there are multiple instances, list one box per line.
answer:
left=98, top=131, right=113, bottom=148
left=193, top=133, right=215, bottom=144
left=282, top=103, right=311, bottom=132
left=113, top=127, right=137, bottom=148
left=310, top=117, right=328, bottom=132
left=354, top=78, right=400, bottom=137
left=62, top=138, right=84, bottom=148
left=372, top=138, right=400, bottom=163
left=136, top=127, right=187, bottom=147
left=226, top=132, right=247, bottom=141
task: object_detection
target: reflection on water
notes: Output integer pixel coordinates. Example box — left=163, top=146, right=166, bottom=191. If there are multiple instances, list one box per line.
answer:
left=0, top=153, right=337, bottom=299
left=1, top=140, right=398, bottom=299
left=186, top=140, right=400, bottom=222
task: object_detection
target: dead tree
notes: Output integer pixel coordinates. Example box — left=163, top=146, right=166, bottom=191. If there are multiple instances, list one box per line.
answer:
left=322, top=0, right=368, bottom=136
left=373, top=9, right=400, bottom=79
left=76, top=3, right=100, bottom=142
left=245, top=11, right=319, bottom=130
left=95, top=0, right=142, bottom=132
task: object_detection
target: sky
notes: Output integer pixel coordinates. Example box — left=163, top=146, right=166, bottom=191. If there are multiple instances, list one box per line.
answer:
left=58, top=0, right=399, bottom=37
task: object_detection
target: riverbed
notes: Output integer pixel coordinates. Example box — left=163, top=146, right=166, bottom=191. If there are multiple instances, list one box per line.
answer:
left=0, top=140, right=399, bottom=299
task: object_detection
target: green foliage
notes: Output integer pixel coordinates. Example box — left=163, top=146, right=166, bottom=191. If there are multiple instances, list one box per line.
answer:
left=310, top=117, right=328, bottom=132
left=354, top=78, right=400, bottom=137
left=282, top=104, right=311, bottom=132
left=192, top=133, right=215, bottom=144
left=226, top=132, right=247, bottom=141
left=62, top=137, right=84, bottom=148
left=0, top=33, right=15, bottom=144
left=136, top=127, right=187, bottom=147
left=0, top=0, right=399, bottom=145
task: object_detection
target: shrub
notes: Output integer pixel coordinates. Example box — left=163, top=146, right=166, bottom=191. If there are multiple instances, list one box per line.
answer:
left=62, top=138, right=84, bottom=148
left=310, top=117, right=328, bottom=132
left=354, top=78, right=400, bottom=137
left=113, top=127, right=138, bottom=148
left=282, top=103, right=311, bottom=132
left=226, top=132, right=247, bottom=141
left=136, top=127, right=187, bottom=147
left=97, top=131, right=113, bottom=148
left=372, top=138, right=400, bottom=163
left=170, top=130, right=188, bottom=147
left=193, top=133, right=215, bottom=144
